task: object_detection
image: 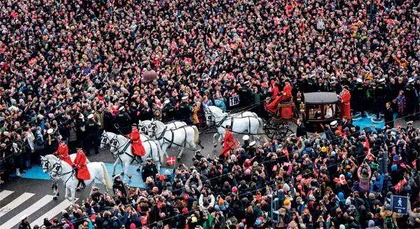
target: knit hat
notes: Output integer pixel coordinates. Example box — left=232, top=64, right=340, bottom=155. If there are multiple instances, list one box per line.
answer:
left=391, top=164, right=398, bottom=171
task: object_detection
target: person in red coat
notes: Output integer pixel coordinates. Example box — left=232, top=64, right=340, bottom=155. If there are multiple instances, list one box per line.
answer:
left=340, top=86, right=351, bottom=119
left=266, top=81, right=293, bottom=114
left=54, top=142, right=73, bottom=166
left=221, top=125, right=237, bottom=159
left=73, top=148, right=90, bottom=190
left=270, top=80, right=280, bottom=99
left=128, top=127, right=146, bottom=157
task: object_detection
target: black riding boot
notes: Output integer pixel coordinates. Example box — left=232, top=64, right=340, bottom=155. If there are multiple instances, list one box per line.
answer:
left=77, top=180, right=86, bottom=191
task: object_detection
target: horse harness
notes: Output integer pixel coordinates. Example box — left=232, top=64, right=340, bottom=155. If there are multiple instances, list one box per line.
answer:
left=51, top=160, right=75, bottom=187
left=108, top=133, right=160, bottom=164
left=214, top=114, right=262, bottom=135
left=155, top=125, right=189, bottom=149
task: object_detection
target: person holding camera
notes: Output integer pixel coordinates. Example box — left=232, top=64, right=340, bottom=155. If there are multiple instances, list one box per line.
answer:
left=358, top=161, right=372, bottom=193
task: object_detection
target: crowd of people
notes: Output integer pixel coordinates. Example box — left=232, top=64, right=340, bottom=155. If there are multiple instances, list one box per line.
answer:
left=27, top=122, right=420, bottom=228
left=0, top=0, right=418, bottom=227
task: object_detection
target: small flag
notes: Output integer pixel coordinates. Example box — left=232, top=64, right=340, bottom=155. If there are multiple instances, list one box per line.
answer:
left=412, top=160, right=417, bottom=168
left=166, top=156, right=176, bottom=166
left=394, top=178, right=407, bottom=193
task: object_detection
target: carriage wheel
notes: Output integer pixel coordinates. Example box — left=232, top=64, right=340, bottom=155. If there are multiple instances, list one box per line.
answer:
left=275, top=124, right=294, bottom=142
left=264, top=126, right=277, bottom=139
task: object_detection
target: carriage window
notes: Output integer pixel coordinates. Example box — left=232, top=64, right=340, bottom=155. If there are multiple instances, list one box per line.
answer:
left=308, top=104, right=322, bottom=119
left=325, top=104, right=335, bottom=118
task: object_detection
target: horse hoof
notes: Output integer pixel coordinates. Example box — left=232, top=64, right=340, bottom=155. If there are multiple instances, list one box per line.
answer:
left=121, top=172, right=125, bottom=175
left=213, top=143, right=217, bottom=148
left=136, top=168, right=140, bottom=172
left=53, top=197, right=58, bottom=201
left=128, top=175, right=132, bottom=180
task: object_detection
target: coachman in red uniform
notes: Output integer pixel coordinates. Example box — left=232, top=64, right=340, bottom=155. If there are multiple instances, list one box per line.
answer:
left=54, top=142, right=73, bottom=166
left=221, top=125, right=237, bottom=159
left=340, top=86, right=351, bottom=119
left=73, top=148, right=90, bottom=190
left=266, top=81, right=293, bottom=114
left=127, top=127, right=146, bottom=157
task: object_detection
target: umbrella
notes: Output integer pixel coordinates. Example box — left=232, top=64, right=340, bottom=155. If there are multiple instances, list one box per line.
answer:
left=142, top=70, right=158, bottom=83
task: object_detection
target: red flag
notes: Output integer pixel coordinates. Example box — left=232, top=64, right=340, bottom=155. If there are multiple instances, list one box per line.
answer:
left=394, top=178, right=407, bottom=193
left=282, top=148, right=289, bottom=157
left=400, top=162, right=411, bottom=169
left=166, top=156, right=176, bottom=166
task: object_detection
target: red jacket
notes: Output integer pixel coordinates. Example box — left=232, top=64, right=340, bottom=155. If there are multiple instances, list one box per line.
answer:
left=222, top=130, right=236, bottom=157
left=54, top=143, right=73, bottom=166
left=129, top=127, right=146, bottom=156
left=74, top=150, right=90, bottom=180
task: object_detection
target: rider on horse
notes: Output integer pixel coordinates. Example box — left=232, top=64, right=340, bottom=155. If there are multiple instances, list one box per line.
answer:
left=127, top=127, right=146, bottom=158
left=73, top=148, right=90, bottom=190
left=54, top=142, right=73, bottom=166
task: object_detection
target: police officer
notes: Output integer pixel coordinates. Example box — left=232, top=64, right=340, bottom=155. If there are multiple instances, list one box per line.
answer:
left=141, top=158, right=158, bottom=182
left=129, top=102, right=141, bottom=128
left=113, top=106, right=132, bottom=135
left=162, top=99, right=176, bottom=122
left=352, top=78, right=367, bottom=117
left=84, top=114, right=101, bottom=155
left=238, top=81, right=252, bottom=107
left=242, top=135, right=250, bottom=150
left=404, top=79, right=418, bottom=120
left=177, top=96, right=192, bottom=125
left=374, top=78, right=387, bottom=120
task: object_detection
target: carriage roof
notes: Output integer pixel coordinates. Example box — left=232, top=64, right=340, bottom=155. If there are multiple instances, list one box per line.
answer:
left=303, top=92, right=338, bottom=105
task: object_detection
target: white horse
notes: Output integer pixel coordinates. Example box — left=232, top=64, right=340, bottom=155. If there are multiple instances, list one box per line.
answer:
left=139, top=120, right=188, bottom=153
left=204, top=106, right=265, bottom=146
left=139, top=120, right=187, bottom=132
left=47, top=154, right=89, bottom=200
left=144, top=120, right=202, bottom=159
left=41, top=154, right=112, bottom=204
left=100, top=131, right=163, bottom=179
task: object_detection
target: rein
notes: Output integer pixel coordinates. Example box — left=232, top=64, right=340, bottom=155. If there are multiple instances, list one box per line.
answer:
left=51, top=160, right=75, bottom=186
left=154, top=125, right=168, bottom=141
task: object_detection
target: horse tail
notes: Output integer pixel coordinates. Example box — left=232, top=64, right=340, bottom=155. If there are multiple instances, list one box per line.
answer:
left=100, top=162, right=113, bottom=191
left=192, top=125, right=203, bottom=149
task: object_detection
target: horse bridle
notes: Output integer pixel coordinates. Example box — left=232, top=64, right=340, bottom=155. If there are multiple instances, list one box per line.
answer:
left=149, top=122, right=168, bottom=141
left=103, top=133, right=132, bottom=156
left=50, top=160, right=75, bottom=185
left=205, top=109, right=228, bottom=127
left=41, top=158, right=53, bottom=173
left=101, top=133, right=119, bottom=150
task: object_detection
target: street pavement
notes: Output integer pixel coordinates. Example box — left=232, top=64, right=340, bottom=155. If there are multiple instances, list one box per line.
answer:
left=0, top=117, right=417, bottom=228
